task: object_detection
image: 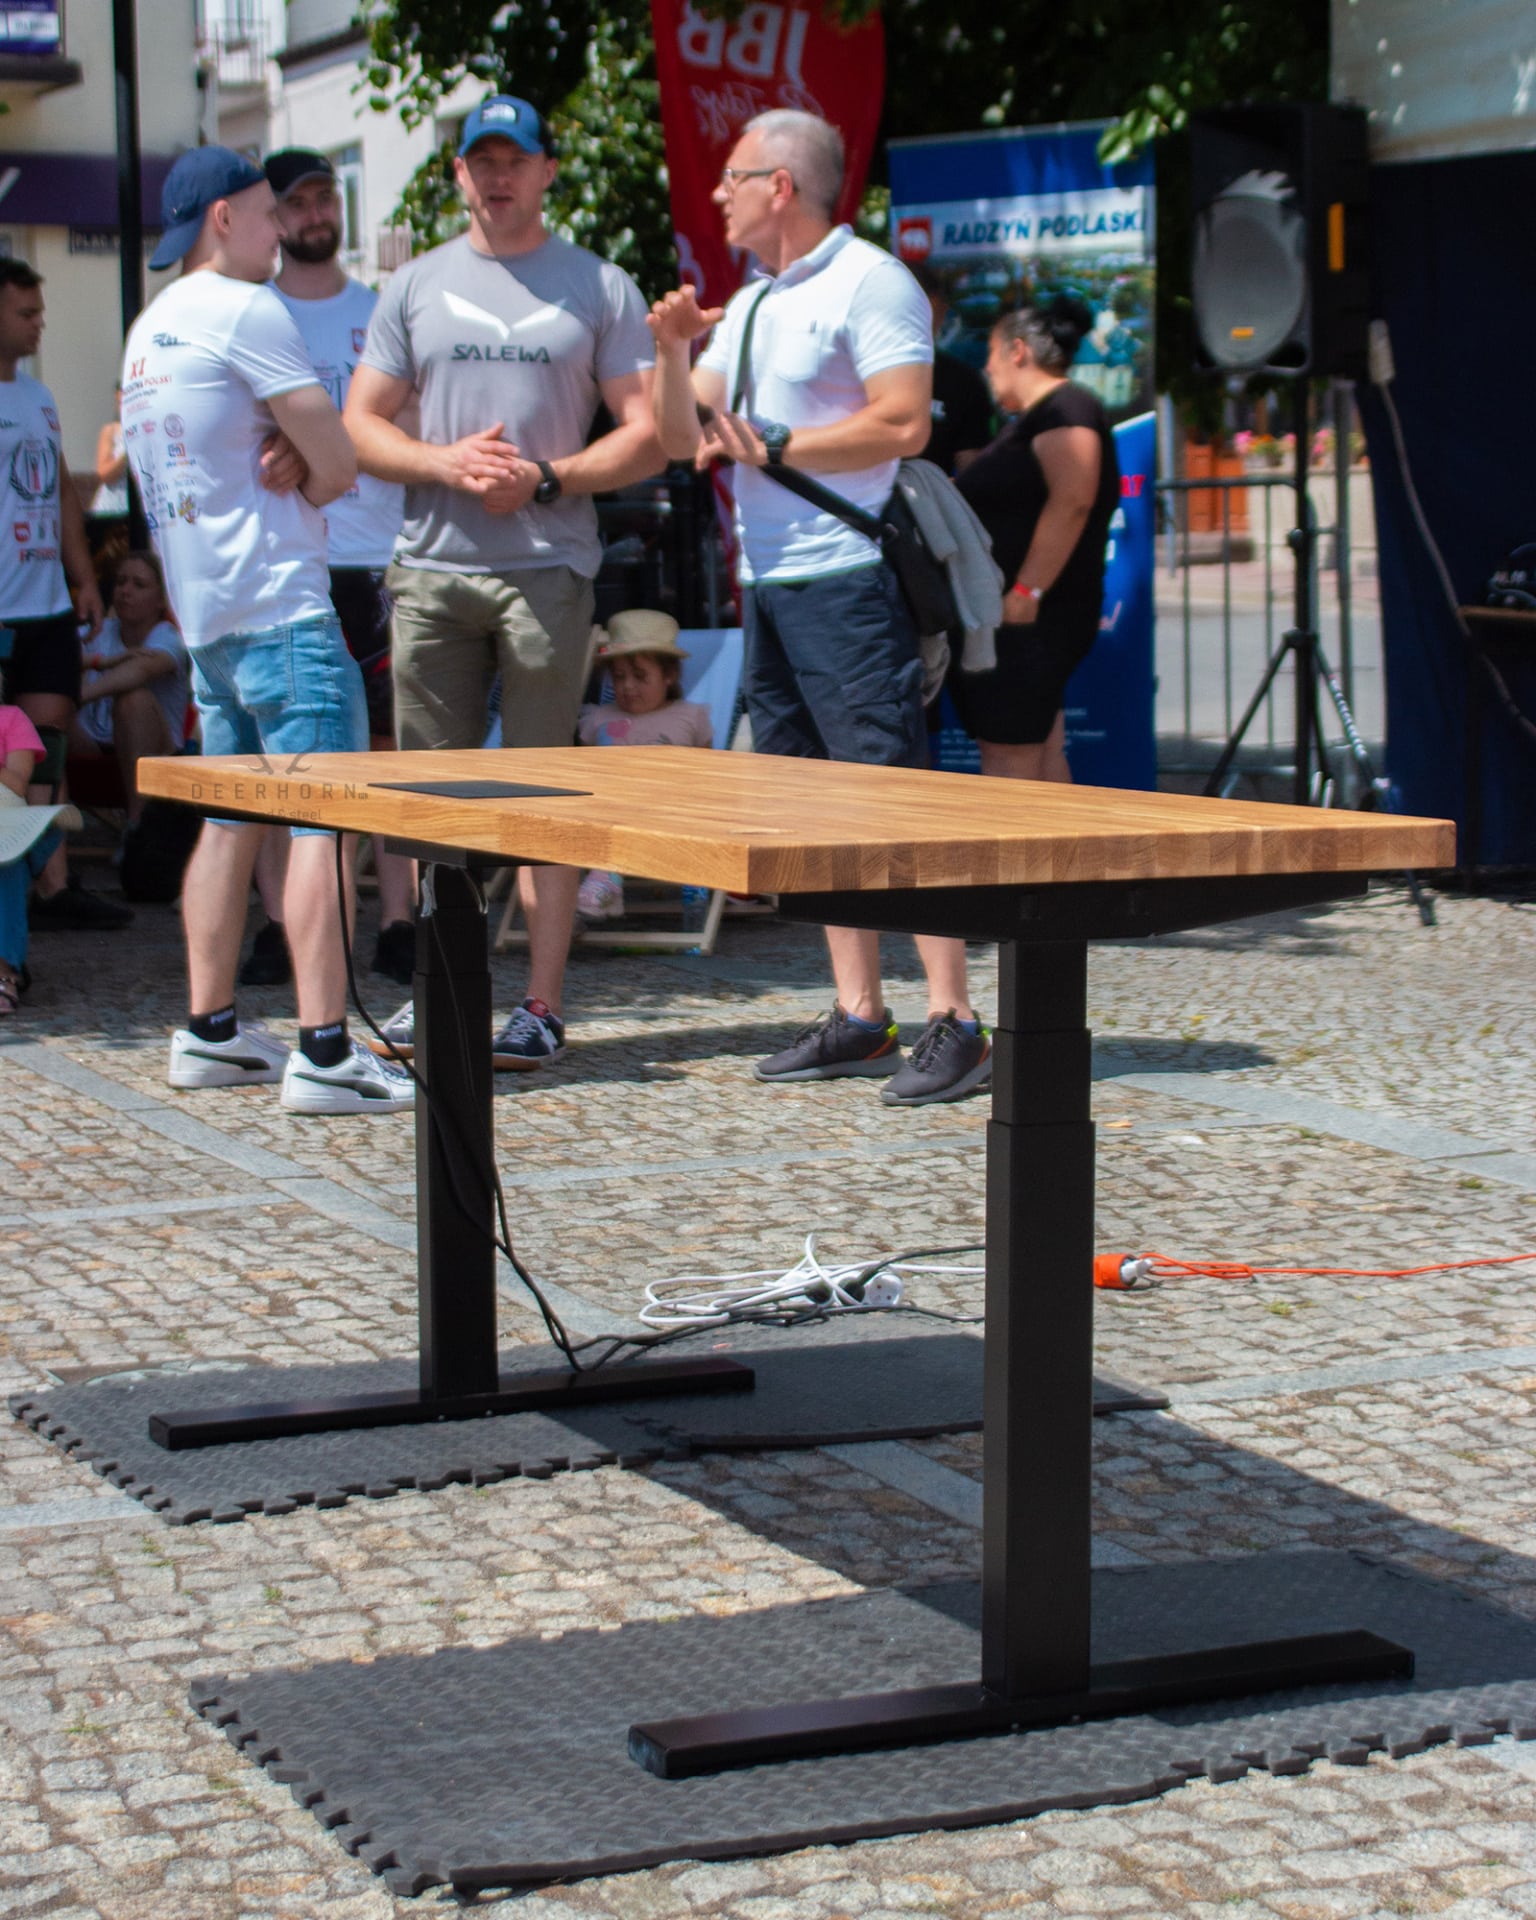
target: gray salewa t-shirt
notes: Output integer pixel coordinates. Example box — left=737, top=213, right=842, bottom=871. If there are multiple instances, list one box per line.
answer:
left=362, top=233, right=654, bottom=577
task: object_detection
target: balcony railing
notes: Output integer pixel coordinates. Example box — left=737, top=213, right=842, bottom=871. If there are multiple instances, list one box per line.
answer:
left=196, top=17, right=270, bottom=92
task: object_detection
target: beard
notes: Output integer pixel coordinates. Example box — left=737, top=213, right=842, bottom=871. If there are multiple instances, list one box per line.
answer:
left=281, top=222, right=342, bottom=265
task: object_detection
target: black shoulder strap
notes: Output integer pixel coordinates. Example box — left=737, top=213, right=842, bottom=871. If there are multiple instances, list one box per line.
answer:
left=731, top=281, right=774, bottom=415
left=728, top=276, right=887, bottom=542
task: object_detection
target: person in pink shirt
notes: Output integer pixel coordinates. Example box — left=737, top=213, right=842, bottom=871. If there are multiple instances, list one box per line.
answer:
left=0, top=703, right=82, bottom=1012
left=574, top=609, right=711, bottom=924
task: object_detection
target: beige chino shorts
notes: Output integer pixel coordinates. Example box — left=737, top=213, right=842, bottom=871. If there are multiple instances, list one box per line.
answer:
left=386, top=563, right=595, bottom=753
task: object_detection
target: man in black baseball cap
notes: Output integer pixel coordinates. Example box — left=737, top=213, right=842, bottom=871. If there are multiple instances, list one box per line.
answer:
left=263, top=147, right=336, bottom=203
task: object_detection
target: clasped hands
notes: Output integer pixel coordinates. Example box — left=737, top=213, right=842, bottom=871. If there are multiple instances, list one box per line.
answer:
left=259, top=423, right=544, bottom=516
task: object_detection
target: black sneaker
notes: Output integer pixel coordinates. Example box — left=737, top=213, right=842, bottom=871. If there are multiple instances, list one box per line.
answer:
left=29, top=877, right=133, bottom=931
left=881, top=1011, right=992, bottom=1107
left=238, top=918, right=292, bottom=987
left=754, top=1004, right=902, bottom=1082
left=372, top=918, right=416, bottom=986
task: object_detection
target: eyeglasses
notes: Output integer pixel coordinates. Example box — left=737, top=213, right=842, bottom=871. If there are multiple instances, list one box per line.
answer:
left=718, top=166, right=785, bottom=191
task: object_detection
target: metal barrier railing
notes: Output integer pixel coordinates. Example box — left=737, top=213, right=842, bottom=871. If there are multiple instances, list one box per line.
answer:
left=1153, top=440, right=1373, bottom=772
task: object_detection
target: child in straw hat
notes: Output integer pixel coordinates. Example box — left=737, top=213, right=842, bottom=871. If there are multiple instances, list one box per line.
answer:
left=574, top=609, right=712, bottom=925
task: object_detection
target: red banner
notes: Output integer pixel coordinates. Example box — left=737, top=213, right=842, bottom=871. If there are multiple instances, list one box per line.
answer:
left=651, top=0, right=886, bottom=309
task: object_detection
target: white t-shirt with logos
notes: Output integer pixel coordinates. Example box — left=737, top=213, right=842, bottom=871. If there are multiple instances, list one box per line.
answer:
left=121, top=272, right=332, bottom=648
left=0, top=372, right=72, bottom=622
left=696, top=227, right=933, bottom=584
left=271, top=279, right=404, bottom=569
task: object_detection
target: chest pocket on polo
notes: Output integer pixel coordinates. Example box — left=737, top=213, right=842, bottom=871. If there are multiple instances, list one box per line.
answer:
left=766, top=317, right=825, bottom=384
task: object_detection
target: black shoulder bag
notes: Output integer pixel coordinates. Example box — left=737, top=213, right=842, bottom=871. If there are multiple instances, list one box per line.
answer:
left=731, top=286, right=960, bottom=637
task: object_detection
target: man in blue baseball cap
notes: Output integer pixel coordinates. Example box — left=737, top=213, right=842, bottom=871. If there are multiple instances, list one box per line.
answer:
left=346, top=93, right=659, bottom=1075
left=457, top=93, right=553, bottom=159
left=148, top=146, right=268, bottom=271
left=119, top=145, right=412, bottom=1116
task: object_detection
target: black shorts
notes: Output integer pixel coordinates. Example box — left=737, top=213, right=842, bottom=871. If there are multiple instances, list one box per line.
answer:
left=0, top=609, right=82, bottom=706
left=947, top=604, right=1098, bottom=746
left=328, top=567, right=394, bottom=739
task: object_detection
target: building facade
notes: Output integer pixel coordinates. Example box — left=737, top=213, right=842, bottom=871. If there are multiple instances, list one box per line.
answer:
left=0, top=2, right=201, bottom=475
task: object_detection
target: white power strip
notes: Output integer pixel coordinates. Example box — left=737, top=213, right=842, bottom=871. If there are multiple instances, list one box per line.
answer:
left=638, top=1234, right=983, bottom=1330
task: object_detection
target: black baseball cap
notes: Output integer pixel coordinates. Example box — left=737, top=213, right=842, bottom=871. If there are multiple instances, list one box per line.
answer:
left=264, top=149, right=337, bottom=199
left=150, top=146, right=267, bottom=270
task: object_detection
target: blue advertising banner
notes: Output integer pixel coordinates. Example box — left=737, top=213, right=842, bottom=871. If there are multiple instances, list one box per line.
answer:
left=891, top=124, right=1157, bottom=788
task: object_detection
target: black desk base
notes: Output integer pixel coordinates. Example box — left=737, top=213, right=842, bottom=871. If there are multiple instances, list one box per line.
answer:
left=627, top=870, right=1406, bottom=1777
left=631, top=1632, right=1413, bottom=1778
left=149, top=1355, right=753, bottom=1451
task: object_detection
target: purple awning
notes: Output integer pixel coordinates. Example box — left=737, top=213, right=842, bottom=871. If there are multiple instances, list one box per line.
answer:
left=0, top=152, right=177, bottom=228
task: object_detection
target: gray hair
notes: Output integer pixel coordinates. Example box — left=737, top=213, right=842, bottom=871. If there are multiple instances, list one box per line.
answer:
left=744, top=110, right=844, bottom=218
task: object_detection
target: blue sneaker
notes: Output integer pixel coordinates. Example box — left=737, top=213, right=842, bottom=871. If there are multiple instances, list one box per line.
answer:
left=493, top=998, right=566, bottom=1072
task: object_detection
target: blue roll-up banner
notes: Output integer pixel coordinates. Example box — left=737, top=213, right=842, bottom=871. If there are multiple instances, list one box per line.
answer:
left=890, top=124, right=1157, bottom=788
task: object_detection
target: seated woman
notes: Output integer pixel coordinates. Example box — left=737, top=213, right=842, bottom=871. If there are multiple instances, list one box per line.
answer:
left=70, top=551, right=189, bottom=823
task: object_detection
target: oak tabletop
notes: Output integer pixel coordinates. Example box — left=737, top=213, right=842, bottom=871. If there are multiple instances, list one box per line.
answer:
left=138, top=748, right=1455, bottom=895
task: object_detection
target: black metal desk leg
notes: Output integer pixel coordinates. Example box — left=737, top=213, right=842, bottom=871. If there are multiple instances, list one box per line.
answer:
left=629, top=934, right=1412, bottom=1779
left=983, top=939, right=1094, bottom=1698
left=146, top=858, right=756, bottom=1449
left=415, top=863, right=498, bottom=1402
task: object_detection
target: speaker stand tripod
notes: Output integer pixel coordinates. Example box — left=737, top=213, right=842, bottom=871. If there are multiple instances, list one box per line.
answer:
left=1202, top=384, right=1435, bottom=928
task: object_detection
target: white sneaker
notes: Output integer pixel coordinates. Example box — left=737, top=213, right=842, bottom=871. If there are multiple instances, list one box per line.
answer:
left=575, top=871, right=624, bottom=925
left=280, top=1038, right=415, bottom=1114
left=168, top=1022, right=289, bottom=1089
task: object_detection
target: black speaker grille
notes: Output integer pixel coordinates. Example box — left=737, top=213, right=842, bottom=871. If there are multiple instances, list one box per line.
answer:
left=1193, top=189, right=1308, bottom=370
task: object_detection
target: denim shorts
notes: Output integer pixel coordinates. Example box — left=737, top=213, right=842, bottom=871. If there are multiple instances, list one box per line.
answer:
left=190, top=612, right=368, bottom=837
left=742, top=562, right=926, bottom=768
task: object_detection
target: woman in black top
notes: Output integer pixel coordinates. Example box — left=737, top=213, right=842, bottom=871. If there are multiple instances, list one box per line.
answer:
left=953, top=298, right=1120, bottom=781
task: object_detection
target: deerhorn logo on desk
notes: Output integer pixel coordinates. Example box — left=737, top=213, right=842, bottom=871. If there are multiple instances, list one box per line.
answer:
left=242, top=752, right=318, bottom=776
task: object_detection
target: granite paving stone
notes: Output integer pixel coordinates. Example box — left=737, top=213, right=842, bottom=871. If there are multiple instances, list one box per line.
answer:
left=4, top=875, right=1536, bottom=1913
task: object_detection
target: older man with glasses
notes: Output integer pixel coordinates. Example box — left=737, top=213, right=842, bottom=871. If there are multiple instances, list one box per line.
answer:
left=649, top=109, right=989, bottom=1109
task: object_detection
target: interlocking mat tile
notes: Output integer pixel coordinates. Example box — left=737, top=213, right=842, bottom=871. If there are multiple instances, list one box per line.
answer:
left=9, top=1319, right=1165, bottom=1524
left=191, top=1549, right=1536, bottom=1897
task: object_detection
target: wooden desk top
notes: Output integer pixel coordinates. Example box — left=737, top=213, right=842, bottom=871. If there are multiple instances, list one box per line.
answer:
left=138, top=748, right=1453, bottom=894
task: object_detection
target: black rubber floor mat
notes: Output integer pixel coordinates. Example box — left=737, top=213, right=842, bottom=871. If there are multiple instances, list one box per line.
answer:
left=8, top=1319, right=1164, bottom=1525
left=190, top=1549, right=1536, bottom=1897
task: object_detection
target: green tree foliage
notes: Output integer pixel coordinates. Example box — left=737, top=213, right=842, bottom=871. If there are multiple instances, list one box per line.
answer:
left=367, top=0, right=1328, bottom=385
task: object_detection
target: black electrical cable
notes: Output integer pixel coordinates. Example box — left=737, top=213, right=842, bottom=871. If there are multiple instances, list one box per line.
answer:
left=335, top=843, right=990, bottom=1368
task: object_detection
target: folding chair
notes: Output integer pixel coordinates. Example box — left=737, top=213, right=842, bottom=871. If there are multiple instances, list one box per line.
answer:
left=493, top=628, right=749, bottom=956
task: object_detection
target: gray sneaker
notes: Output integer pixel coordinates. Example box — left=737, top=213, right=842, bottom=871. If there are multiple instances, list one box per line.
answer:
left=366, top=999, right=414, bottom=1061
left=880, top=1011, right=991, bottom=1106
left=754, top=1004, right=902, bottom=1082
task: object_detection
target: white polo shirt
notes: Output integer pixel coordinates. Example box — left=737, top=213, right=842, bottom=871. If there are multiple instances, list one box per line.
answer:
left=697, top=226, right=932, bottom=583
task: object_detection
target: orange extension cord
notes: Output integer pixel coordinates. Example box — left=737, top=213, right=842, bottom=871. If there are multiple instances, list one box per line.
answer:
left=1092, top=1249, right=1536, bottom=1290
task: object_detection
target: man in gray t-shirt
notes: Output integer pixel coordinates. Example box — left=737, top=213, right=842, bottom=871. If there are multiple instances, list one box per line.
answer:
left=346, top=92, right=658, bottom=1072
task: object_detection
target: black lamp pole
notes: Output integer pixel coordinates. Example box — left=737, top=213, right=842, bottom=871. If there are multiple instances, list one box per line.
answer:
left=111, top=0, right=147, bottom=545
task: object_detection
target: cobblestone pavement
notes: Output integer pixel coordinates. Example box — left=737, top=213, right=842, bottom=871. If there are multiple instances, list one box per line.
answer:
left=4, top=863, right=1536, bottom=1918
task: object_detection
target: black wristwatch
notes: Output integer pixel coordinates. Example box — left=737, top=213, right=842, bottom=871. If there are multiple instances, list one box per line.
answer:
left=533, top=459, right=562, bottom=505
left=759, top=421, right=792, bottom=467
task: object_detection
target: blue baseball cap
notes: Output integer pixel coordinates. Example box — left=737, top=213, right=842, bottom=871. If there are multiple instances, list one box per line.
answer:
left=150, top=146, right=267, bottom=270
left=458, top=94, right=552, bottom=159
